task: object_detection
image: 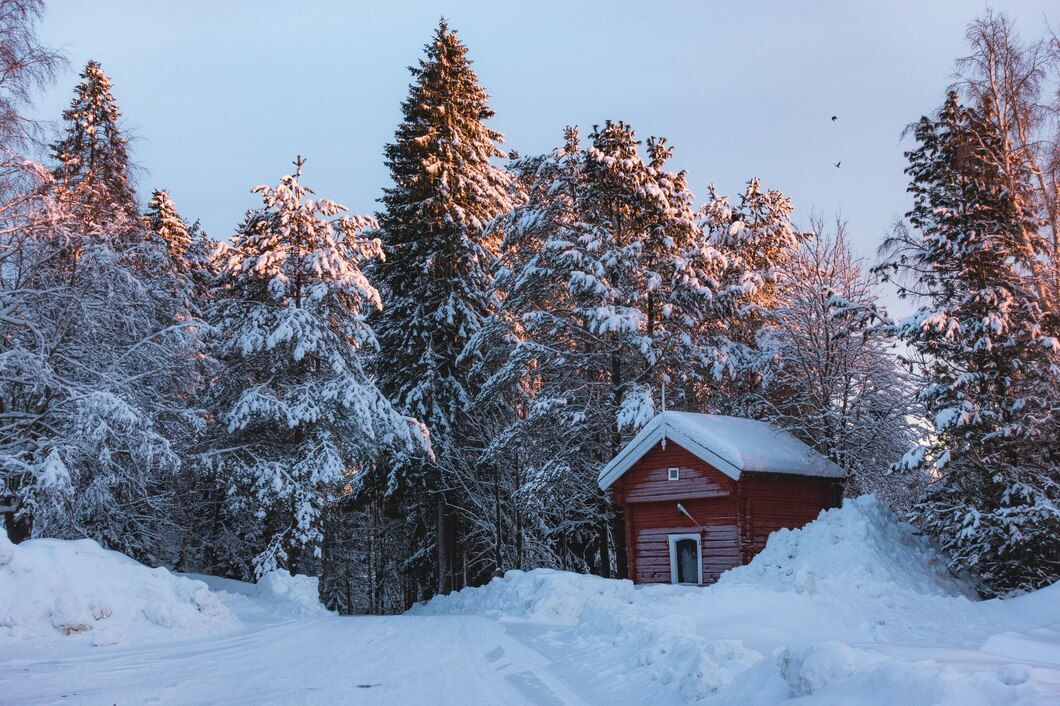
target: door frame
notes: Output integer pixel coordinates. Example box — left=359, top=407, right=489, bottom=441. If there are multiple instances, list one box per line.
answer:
left=667, top=532, right=703, bottom=585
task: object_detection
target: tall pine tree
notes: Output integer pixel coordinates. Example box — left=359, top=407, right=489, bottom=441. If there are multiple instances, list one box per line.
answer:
left=879, top=92, right=1060, bottom=595
left=50, top=61, right=136, bottom=222
left=369, top=20, right=511, bottom=596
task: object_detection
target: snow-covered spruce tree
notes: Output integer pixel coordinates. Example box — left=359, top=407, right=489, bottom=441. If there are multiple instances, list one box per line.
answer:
left=50, top=60, right=137, bottom=222
left=877, top=92, right=1060, bottom=595
left=755, top=220, right=920, bottom=509
left=694, top=179, right=811, bottom=414
left=469, top=124, right=723, bottom=578
left=141, top=187, right=222, bottom=570
left=145, top=188, right=191, bottom=264
left=368, top=20, right=511, bottom=596
left=208, top=160, right=428, bottom=579
left=144, top=188, right=218, bottom=311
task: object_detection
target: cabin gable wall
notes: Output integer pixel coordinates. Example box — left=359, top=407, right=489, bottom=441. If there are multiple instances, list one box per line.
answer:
left=612, top=441, right=734, bottom=504
left=613, top=441, right=740, bottom=584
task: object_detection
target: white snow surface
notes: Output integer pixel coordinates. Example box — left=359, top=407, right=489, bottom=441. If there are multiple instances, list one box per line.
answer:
left=419, top=496, right=1060, bottom=704
left=256, top=569, right=330, bottom=615
left=663, top=411, right=845, bottom=476
left=0, top=534, right=236, bottom=646
left=599, top=410, right=844, bottom=489
left=3, top=496, right=1058, bottom=704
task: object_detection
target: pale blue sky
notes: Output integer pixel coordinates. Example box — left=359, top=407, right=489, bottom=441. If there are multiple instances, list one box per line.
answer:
left=31, top=1, right=1058, bottom=312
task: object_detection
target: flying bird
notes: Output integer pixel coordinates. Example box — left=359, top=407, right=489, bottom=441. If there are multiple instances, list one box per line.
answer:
left=831, top=115, right=838, bottom=121
left=834, top=161, right=842, bottom=168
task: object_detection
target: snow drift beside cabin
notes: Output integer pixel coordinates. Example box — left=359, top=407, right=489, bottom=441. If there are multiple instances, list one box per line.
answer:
left=419, top=496, right=1059, bottom=702
left=718, top=494, right=973, bottom=598
left=0, top=534, right=237, bottom=645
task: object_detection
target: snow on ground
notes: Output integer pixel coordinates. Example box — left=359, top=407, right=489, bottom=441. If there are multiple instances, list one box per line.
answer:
left=0, top=533, right=236, bottom=646
left=2, top=495, right=1058, bottom=704
left=417, top=496, right=1060, bottom=704
left=187, top=569, right=332, bottom=619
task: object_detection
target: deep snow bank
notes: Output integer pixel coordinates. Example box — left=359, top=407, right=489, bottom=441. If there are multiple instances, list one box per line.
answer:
left=0, top=534, right=237, bottom=645
left=183, top=569, right=332, bottom=620
left=418, top=496, right=1060, bottom=703
left=718, top=494, right=973, bottom=598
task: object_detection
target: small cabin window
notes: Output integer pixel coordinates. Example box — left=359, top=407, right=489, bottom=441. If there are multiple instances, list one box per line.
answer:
left=667, top=467, right=680, bottom=481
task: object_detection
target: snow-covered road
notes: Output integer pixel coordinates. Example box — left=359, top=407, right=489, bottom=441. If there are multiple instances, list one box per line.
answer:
left=1, top=613, right=587, bottom=705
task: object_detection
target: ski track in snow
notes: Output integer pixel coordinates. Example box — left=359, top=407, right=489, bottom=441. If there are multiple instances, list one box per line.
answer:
left=0, top=612, right=589, bottom=705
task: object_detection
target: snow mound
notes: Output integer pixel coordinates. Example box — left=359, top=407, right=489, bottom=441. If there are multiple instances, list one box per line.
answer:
left=719, top=494, right=972, bottom=598
left=414, top=495, right=1060, bottom=703
left=411, top=568, right=635, bottom=623
left=776, top=641, right=867, bottom=696
left=0, top=535, right=237, bottom=645
left=256, top=569, right=330, bottom=616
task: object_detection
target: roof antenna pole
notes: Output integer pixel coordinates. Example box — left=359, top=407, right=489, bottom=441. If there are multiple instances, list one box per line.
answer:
left=661, top=371, right=666, bottom=413
left=660, top=372, right=667, bottom=449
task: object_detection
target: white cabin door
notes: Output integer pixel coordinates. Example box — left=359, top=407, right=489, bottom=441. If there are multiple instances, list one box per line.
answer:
left=668, top=533, right=702, bottom=585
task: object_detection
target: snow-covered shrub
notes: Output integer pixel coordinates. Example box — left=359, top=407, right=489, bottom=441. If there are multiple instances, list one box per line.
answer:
left=776, top=641, right=866, bottom=696
left=256, top=569, right=330, bottom=616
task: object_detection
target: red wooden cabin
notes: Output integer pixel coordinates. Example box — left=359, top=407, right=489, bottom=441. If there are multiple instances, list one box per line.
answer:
left=599, top=411, right=844, bottom=585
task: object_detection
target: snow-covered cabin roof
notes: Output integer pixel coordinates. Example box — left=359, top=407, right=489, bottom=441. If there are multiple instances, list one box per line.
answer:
left=597, top=411, right=844, bottom=490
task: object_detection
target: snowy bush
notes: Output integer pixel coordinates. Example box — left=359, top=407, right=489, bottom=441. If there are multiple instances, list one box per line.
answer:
left=776, top=641, right=865, bottom=696
left=256, top=569, right=330, bottom=616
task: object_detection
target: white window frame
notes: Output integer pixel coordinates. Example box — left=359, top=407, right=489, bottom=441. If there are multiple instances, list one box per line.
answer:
left=668, top=533, right=703, bottom=585
left=667, top=467, right=680, bottom=481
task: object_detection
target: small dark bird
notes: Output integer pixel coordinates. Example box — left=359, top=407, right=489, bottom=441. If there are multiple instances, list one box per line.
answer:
left=831, top=115, right=838, bottom=121
left=834, top=161, right=842, bottom=168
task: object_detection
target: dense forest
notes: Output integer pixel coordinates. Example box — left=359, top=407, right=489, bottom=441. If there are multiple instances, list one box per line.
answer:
left=0, top=1, right=1056, bottom=611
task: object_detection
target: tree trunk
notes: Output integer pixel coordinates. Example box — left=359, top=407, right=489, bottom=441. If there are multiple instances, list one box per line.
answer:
left=611, top=508, right=628, bottom=579
left=437, top=498, right=451, bottom=595
left=3, top=506, right=31, bottom=544
left=598, top=521, right=612, bottom=579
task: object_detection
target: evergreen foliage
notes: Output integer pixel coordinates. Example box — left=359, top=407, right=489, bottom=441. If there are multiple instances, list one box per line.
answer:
left=878, top=92, right=1060, bottom=595
left=207, top=160, right=428, bottom=578
left=368, top=19, right=512, bottom=594
left=50, top=60, right=136, bottom=221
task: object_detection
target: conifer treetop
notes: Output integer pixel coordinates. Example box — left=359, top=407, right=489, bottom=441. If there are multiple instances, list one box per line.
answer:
left=380, top=19, right=511, bottom=238
left=51, top=60, right=136, bottom=218
left=145, top=188, right=191, bottom=261
left=373, top=20, right=512, bottom=447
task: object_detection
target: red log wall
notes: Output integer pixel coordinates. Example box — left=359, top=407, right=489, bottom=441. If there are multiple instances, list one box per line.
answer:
left=611, top=440, right=841, bottom=585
